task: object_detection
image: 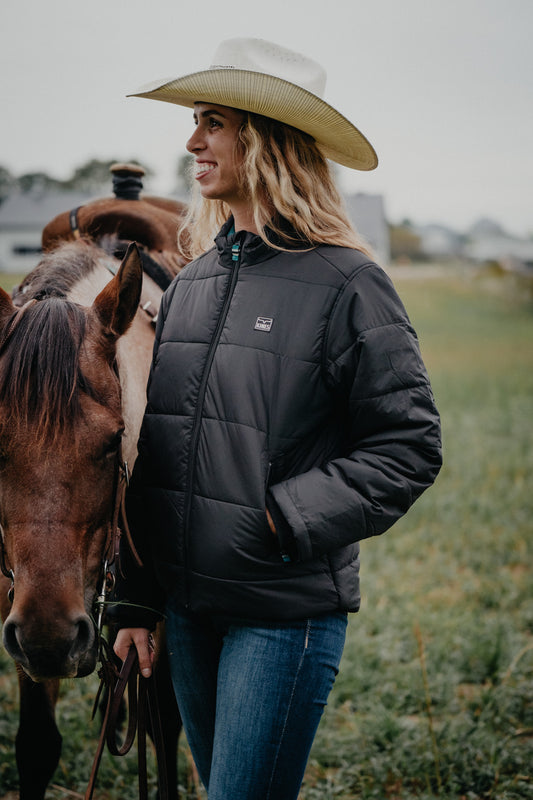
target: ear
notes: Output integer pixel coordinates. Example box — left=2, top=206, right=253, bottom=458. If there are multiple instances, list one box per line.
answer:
left=0, top=287, right=16, bottom=330
left=93, top=242, right=143, bottom=338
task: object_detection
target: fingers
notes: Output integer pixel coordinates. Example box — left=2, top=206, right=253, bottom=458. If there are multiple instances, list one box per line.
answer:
left=113, top=627, right=133, bottom=662
left=114, top=627, right=154, bottom=678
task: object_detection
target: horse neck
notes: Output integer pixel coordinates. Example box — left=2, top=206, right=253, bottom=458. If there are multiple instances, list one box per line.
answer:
left=66, top=257, right=116, bottom=306
left=116, top=306, right=157, bottom=466
left=68, top=259, right=161, bottom=468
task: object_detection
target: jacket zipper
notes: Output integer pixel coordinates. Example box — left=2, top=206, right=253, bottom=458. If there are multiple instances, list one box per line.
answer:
left=182, top=240, right=242, bottom=607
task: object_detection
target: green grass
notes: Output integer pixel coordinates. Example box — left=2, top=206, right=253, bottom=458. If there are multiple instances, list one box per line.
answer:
left=1, top=265, right=532, bottom=799
left=0, top=273, right=26, bottom=294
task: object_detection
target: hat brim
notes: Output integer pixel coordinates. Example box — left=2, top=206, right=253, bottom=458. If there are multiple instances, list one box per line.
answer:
left=129, top=69, right=378, bottom=171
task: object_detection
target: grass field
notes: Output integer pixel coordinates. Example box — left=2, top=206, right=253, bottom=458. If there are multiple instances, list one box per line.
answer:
left=0, top=264, right=532, bottom=799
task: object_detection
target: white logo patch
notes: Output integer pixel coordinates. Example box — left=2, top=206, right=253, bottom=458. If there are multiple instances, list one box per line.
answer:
left=254, top=316, right=274, bottom=332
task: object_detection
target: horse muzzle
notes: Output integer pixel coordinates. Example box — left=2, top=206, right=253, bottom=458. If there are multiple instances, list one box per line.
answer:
left=2, top=610, right=97, bottom=680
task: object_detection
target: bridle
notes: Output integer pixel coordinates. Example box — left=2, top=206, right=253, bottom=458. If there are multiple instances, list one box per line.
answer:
left=94, top=446, right=132, bottom=637
left=93, top=354, right=144, bottom=641
left=0, top=522, right=14, bottom=603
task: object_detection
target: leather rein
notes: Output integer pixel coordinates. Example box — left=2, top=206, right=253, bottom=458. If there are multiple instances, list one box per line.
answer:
left=85, top=642, right=169, bottom=800
left=87, top=390, right=170, bottom=800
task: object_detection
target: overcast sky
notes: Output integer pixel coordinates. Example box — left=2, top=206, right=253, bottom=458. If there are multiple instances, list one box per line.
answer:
left=2, top=0, right=532, bottom=236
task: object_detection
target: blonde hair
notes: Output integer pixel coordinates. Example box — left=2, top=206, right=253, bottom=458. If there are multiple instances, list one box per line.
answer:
left=178, top=112, right=372, bottom=260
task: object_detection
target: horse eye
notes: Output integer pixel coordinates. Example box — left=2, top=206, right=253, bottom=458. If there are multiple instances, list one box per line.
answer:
left=102, top=430, right=124, bottom=459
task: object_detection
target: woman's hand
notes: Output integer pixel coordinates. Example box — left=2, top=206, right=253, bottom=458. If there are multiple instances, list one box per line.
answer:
left=114, top=627, right=154, bottom=677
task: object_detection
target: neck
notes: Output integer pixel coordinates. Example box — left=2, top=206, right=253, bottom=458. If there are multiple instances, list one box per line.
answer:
left=230, top=202, right=258, bottom=235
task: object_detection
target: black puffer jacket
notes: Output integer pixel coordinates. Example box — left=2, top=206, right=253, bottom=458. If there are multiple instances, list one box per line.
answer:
left=124, top=220, right=441, bottom=622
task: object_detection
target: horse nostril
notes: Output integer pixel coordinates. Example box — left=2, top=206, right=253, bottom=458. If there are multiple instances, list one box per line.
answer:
left=2, top=618, right=25, bottom=664
left=69, top=615, right=95, bottom=661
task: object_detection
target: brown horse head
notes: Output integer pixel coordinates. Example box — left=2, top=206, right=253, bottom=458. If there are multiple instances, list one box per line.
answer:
left=0, top=243, right=142, bottom=681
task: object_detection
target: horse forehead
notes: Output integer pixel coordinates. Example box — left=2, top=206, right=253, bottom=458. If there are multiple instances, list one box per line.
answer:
left=0, top=393, right=121, bottom=455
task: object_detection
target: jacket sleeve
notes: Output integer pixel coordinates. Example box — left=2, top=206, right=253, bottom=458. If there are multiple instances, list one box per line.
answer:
left=267, top=263, right=442, bottom=562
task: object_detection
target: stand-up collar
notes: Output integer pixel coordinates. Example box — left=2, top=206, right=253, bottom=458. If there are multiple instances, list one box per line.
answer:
left=214, top=217, right=314, bottom=268
left=215, top=218, right=276, bottom=268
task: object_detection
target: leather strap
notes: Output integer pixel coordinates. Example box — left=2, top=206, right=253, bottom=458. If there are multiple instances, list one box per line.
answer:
left=69, top=207, right=82, bottom=239
left=85, top=645, right=169, bottom=800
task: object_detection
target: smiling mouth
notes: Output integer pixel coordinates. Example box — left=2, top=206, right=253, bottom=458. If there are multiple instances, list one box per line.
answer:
left=195, top=162, right=216, bottom=179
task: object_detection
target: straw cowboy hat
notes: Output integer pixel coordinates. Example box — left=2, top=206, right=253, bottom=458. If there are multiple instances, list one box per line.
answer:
left=129, top=37, right=378, bottom=171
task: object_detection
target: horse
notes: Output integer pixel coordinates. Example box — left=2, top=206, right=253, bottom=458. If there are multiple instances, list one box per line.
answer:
left=0, top=172, right=187, bottom=799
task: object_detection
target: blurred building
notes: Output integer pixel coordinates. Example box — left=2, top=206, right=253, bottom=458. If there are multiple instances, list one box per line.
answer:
left=0, top=190, right=93, bottom=273
left=415, top=223, right=464, bottom=259
left=463, top=218, right=533, bottom=269
left=344, top=192, right=391, bottom=266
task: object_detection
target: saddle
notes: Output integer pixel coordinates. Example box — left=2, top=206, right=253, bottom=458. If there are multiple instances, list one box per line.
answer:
left=41, top=163, right=189, bottom=292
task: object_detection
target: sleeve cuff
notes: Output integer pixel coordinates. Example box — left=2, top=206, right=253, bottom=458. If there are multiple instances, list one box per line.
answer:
left=266, top=492, right=298, bottom=562
left=106, top=599, right=163, bottom=631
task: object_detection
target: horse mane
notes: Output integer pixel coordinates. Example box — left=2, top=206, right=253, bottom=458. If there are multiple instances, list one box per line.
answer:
left=1, top=242, right=108, bottom=447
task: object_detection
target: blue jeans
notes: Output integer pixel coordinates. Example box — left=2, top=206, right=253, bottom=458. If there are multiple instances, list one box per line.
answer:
left=165, top=598, right=347, bottom=800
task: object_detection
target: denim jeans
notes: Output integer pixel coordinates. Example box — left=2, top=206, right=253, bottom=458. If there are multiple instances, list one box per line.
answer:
left=165, top=598, right=347, bottom=800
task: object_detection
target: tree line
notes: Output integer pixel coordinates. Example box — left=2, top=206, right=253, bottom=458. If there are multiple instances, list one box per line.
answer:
left=0, top=159, right=157, bottom=205
left=0, top=155, right=196, bottom=207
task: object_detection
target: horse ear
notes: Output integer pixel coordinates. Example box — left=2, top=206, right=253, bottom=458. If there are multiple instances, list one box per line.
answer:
left=93, top=242, right=143, bottom=337
left=0, top=287, right=16, bottom=329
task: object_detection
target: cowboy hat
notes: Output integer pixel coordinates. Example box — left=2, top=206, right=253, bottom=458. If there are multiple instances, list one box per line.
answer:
left=128, top=37, right=378, bottom=171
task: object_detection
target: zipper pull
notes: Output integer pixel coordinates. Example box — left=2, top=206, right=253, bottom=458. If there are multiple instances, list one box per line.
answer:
left=231, top=242, right=241, bottom=262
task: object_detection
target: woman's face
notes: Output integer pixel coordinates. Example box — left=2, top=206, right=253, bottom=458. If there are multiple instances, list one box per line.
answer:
left=186, top=103, right=246, bottom=207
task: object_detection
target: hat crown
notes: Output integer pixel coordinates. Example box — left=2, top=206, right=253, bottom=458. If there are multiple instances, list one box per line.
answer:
left=209, top=37, right=327, bottom=99
left=130, top=37, right=378, bottom=171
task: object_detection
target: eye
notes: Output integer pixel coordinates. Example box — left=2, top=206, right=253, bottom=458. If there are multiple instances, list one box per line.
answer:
left=208, top=116, right=222, bottom=129
left=101, top=429, right=124, bottom=460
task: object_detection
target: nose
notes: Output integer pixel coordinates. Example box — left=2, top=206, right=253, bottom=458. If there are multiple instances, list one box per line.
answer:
left=186, top=126, right=205, bottom=153
left=3, top=611, right=96, bottom=679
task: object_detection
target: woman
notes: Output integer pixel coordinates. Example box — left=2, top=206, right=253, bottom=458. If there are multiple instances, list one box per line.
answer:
left=114, top=37, right=442, bottom=799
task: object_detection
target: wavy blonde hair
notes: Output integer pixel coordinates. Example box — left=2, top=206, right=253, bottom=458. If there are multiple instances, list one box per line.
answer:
left=177, top=111, right=372, bottom=260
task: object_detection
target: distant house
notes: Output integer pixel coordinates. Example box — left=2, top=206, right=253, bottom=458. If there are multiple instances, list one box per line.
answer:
left=0, top=190, right=94, bottom=273
left=416, top=223, right=463, bottom=259
left=344, top=192, right=390, bottom=266
left=463, top=219, right=533, bottom=268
